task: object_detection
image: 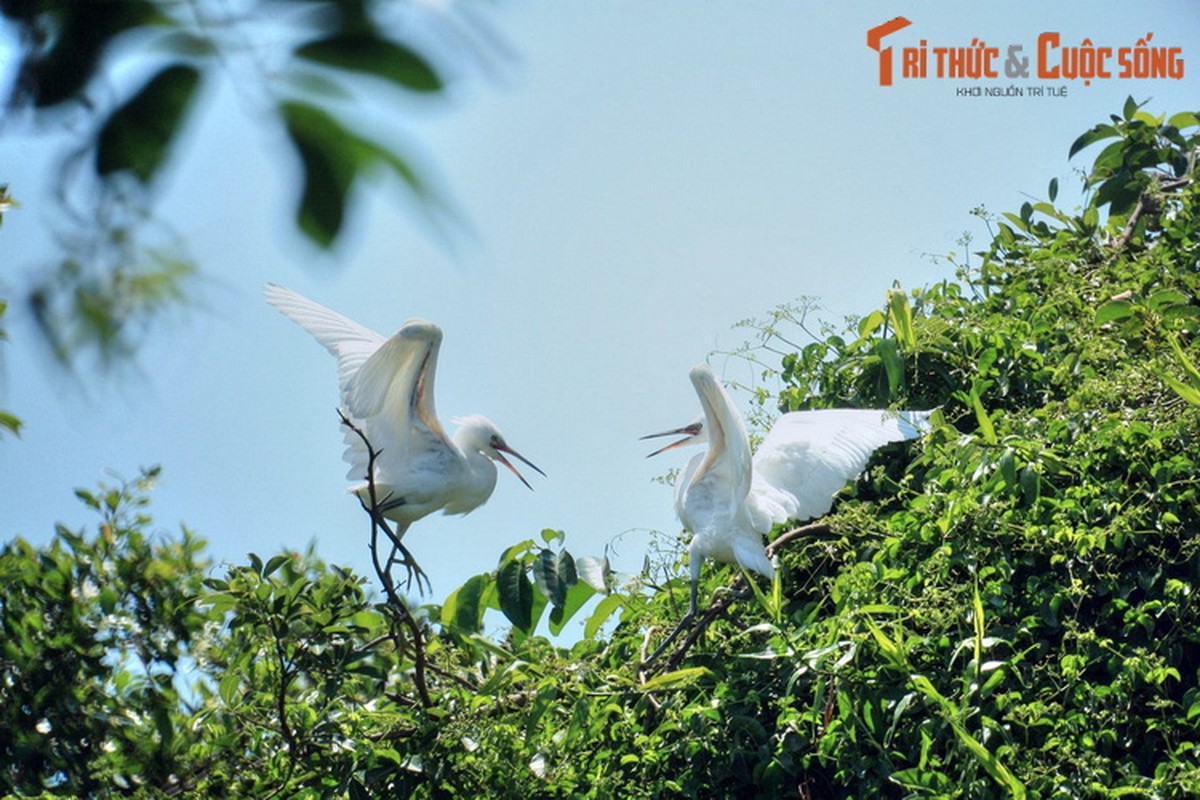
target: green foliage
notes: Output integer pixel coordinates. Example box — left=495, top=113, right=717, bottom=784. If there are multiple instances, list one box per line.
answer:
left=0, top=183, right=16, bottom=227
left=0, top=0, right=468, bottom=366
left=0, top=298, right=19, bottom=437
left=5, top=100, right=1200, bottom=797
left=0, top=467, right=209, bottom=795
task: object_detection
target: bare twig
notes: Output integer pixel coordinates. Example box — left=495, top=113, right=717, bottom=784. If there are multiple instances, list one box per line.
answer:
left=1113, top=175, right=1193, bottom=251
left=766, top=521, right=832, bottom=557
left=338, top=410, right=434, bottom=708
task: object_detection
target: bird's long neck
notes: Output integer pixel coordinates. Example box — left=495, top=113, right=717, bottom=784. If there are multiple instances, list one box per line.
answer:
left=695, top=377, right=752, bottom=501
left=436, top=428, right=495, bottom=516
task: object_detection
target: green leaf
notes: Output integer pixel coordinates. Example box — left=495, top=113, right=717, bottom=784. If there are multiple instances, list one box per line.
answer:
left=584, top=594, right=623, bottom=640
left=1146, top=289, right=1190, bottom=311
left=218, top=669, right=242, bottom=706
left=1161, top=373, right=1200, bottom=407
left=886, top=289, right=917, bottom=350
left=1168, top=335, right=1200, bottom=384
left=442, top=574, right=488, bottom=634
left=1020, top=466, right=1041, bottom=505
left=890, top=768, right=953, bottom=793
left=1167, top=111, right=1199, bottom=130
left=858, top=604, right=905, bottom=615
left=534, top=548, right=577, bottom=608
left=498, top=558, right=534, bottom=632
left=96, top=64, right=201, bottom=183
left=967, top=385, right=998, bottom=446
left=866, top=620, right=906, bottom=667
left=1082, top=204, right=1099, bottom=230
left=1122, top=95, right=1140, bottom=121
left=548, top=580, right=598, bottom=636
left=1095, top=300, right=1134, bottom=325
left=263, top=554, right=290, bottom=578
left=1048, top=177, right=1058, bottom=202
left=857, top=309, right=886, bottom=339
left=878, top=337, right=903, bottom=398
left=640, top=666, right=713, bottom=692
left=296, top=34, right=442, bottom=93
left=998, top=448, right=1017, bottom=488
left=280, top=101, right=356, bottom=248
left=1068, top=123, right=1119, bottom=159
left=909, top=674, right=1027, bottom=798
left=0, top=411, right=22, bottom=437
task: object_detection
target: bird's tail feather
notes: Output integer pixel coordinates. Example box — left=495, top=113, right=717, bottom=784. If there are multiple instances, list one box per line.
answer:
left=733, top=539, right=775, bottom=579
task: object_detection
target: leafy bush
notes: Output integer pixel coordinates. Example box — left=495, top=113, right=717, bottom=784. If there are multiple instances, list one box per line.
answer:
left=3, top=99, right=1200, bottom=798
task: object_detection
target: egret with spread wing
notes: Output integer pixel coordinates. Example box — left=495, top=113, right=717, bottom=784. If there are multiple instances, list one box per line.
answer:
left=265, top=284, right=544, bottom=544
left=645, top=363, right=932, bottom=615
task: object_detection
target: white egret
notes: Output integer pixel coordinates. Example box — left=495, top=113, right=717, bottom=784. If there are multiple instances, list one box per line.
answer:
left=264, top=284, right=544, bottom=541
left=645, top=363, right=932, bottom=614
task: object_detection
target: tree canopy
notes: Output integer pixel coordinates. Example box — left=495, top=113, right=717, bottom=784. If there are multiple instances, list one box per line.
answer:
left=2, top=100, right=1200, bottom=798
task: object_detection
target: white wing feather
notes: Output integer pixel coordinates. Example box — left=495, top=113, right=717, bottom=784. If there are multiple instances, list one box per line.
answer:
left=747, top=409, right=932, bottom=532
left=264, top=283, right=386, bottom=405
left=265, top=284, right=456, bottom=489
left=341, top=322, right=456, bottom=487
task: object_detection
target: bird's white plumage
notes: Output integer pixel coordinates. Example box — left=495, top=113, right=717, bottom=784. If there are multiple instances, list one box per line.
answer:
left=673, top=366, right=773, bottom=589
left=265, top=284, right=541, bottom=536
left=747, top=408, right=933, bottom=533
left=650, top=364, right=932, bottom=611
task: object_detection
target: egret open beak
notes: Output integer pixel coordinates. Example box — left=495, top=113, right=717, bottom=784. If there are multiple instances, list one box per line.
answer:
left=493, top=443, right=546, bottom=490
left=640, top=421, right=703, bottom=458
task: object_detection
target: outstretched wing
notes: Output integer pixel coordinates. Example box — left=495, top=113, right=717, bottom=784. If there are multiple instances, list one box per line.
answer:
left=265, top=284, right=456, bottom=484
left=747, top=409, right=932, bottom=532
left=343, top=320, right=458, bottom=484
left=264, top=283, right=385, bottom=405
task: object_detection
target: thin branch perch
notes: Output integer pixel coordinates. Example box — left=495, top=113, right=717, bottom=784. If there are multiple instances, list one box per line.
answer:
left=338, top=409, right=434, bottom=708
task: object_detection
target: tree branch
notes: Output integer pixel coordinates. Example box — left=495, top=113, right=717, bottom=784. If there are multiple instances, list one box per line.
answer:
left=339, top=410, right=434, bottom=709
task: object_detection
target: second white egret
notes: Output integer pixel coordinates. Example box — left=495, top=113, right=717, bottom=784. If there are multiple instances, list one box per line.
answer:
left=645, top=363, right=932, bottom=614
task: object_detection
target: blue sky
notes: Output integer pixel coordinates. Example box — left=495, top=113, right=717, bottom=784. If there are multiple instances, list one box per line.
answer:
left=2, top=2, right=1198, bottom=635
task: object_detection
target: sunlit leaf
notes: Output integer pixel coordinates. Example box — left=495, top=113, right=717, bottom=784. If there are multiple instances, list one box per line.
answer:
left=857, top=309, right=885, bottom=339
left=1094, top=300, right=1133, bottom=325
left=640, top=666, right=714, bottom=692
left=584, top=594, right=623, bottom=640
left=1167, top=111, right=1199, bottom=130
left=442, top=573, right=487, bottom=634
left=1161, top=373, right=1200, bottom=406
left=0, top=411, right=22, bottom=437
left=886, top=289, right=916, bottom=350
left=548, top=580, right=597, bottom=636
